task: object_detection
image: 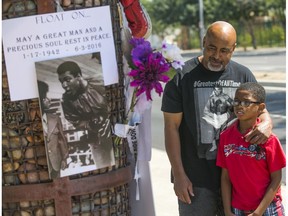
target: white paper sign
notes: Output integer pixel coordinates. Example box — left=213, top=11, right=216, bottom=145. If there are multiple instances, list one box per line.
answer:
left=2, top=6, right=118, bottom=101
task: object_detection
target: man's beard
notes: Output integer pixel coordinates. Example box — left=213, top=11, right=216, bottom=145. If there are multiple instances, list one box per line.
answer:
left=207, top=61, right=224, bottom=71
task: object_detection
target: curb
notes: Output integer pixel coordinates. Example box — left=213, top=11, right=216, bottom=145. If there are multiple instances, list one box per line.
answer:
left=233, top=50, right=285, bottom=57
left=258, top=80, right=286, bottom=88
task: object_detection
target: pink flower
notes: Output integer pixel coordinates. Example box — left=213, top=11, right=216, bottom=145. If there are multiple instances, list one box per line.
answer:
left=128, top=38, right=183, bottom=101
left=129, top=51, right=170, bottom=100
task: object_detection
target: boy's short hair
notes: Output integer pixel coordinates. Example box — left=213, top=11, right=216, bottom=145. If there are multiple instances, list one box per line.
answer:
left=237, top=82, right=266, bottom=103
left=57, top=61, right=82, bottom=77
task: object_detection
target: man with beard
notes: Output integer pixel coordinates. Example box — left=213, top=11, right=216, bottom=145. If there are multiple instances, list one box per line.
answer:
left=161, top=21, right=272, bottom=215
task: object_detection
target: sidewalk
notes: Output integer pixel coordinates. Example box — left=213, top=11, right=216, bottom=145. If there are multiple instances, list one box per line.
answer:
left=150, top=148, right=178, bottom=216
left=150, top=148, right=287, bottom=216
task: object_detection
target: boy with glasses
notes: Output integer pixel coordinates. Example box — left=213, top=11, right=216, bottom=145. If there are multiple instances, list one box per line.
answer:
left=217, top=82, right=286, bottom=216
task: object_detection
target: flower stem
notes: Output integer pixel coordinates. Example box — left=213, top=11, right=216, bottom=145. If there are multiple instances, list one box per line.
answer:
left=125, top=89, right=138, bottom=122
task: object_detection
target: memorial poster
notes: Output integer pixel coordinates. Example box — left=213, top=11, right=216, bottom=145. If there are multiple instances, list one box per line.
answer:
left=2, top=6, right=118, bottom=101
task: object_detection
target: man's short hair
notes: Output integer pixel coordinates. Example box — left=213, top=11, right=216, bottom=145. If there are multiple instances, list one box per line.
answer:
left=237, top=82, right=266, bottom=103
left=57, top=61, right=82, bottom=77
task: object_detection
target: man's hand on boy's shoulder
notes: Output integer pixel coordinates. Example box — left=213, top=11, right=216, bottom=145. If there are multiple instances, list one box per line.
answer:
left=244, top=121, right=271, bottom=144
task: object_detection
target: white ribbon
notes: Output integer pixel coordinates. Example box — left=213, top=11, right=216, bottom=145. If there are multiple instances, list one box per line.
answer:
left=134, top=161, right=140, bottom=200
left=114, top=112, right=141, bottom=158
left=114, top=113, right=142, bottom=200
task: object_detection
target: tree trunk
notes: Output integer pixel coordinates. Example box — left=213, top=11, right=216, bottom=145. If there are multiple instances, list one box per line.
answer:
left=247, top=20, right=257, bottom=49
left=180, top=26, right=190, bottom=50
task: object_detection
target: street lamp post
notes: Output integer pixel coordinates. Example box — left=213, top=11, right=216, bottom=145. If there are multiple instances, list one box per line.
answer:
left=199, top=0, right=205, bottom=49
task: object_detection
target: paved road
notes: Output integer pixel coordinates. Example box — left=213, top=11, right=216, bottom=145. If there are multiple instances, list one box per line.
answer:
left=182, top=49, right=286, bottom=73
left=233, top=55, right=285, bottom=73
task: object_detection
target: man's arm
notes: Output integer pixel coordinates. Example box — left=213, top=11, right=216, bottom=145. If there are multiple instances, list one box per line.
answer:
left=163, top=112, right=194, bottom=204
left=249, top=170, right=282, bottom=216
left=244, top=108, right=272, bottom=144
left=62, top=101, right=96, bottom=131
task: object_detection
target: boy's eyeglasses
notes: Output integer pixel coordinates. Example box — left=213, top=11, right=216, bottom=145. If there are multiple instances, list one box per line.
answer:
left=232, top=100, right=260, bottom=107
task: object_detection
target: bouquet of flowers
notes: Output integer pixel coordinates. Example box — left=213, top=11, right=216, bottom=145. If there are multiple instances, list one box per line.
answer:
left=114, top=37, right=184, bottom=164
left=126, top=37, right=185, bottom=116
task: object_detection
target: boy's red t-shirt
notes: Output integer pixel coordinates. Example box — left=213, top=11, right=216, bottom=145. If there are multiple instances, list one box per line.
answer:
left=216, top=119, right=286, bottom=210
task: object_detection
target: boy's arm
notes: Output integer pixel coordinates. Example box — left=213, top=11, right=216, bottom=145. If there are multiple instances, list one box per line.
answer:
left=250, top=170, right=282, bottom=216
left=221, top=168, right=234, bottom=216
left=245, top=108, right=272, bottom=144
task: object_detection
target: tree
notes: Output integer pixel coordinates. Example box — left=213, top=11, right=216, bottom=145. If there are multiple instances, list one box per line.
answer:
left=204, top=0, right=268, bottom=49
left=141, top=0, right=285, bottom=49
left=266, top=0, right=286, bottom=38
left=142, top=0, right=200, bottom=49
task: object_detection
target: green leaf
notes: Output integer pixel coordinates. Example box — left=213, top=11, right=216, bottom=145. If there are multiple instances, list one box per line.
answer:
left=164, top=68, right=177, bottom=80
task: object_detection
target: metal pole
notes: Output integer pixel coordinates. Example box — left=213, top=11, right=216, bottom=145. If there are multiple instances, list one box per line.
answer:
left=199, top=0, right=205, bottom=49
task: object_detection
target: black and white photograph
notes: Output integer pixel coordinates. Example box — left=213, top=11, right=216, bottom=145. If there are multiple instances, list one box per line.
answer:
left=195, top=85, right=236, bottom=159
left=35, top=53, right=115, bottom=178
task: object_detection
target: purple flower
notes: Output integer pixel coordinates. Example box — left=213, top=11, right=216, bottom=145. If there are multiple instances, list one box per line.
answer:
left=128, top=49, right=170, bottom=101
left=130, top=38, right=153, bottom=67
left=127, top=38, right=184, bottom=102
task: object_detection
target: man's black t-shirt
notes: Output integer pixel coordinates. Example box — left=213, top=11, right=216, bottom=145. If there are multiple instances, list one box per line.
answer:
left=161, top=57, right=256, bottom=192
